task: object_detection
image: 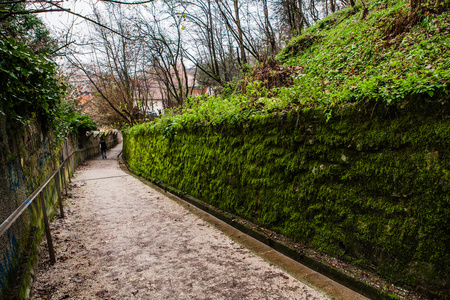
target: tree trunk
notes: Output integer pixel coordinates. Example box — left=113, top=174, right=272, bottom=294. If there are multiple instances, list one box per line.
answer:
left=207, top=0, right=221, bottom=81
left=233, top=0, right=247, bottom=65
left=263, top=0, right=276, bottom=55
left=296, top=0, right=304, bottom=35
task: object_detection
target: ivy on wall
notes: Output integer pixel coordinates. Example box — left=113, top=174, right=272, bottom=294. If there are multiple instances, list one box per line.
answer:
left=0, top=38, right=63, bottom=126
left=0, top=38, right=97, bottom=141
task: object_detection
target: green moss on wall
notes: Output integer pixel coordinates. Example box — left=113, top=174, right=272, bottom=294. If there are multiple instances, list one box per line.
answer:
left=123, top=97, right=449, bottom=298
left=1, top=127, right=120, bottom=299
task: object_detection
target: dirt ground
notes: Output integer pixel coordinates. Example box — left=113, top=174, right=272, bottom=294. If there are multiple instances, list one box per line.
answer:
left=29, top=144, right=330, bottom=300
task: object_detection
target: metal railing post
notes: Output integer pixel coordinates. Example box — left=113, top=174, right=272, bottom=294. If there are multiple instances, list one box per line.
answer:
left=39, top=192, right=56, bottom=264
left=1, top=142, right=117, bottom=246
left=62, top=164, right=68, bottom=196
left=67, top=159, right=72, bottom=184
left=56, top=170, right=64, bottom=218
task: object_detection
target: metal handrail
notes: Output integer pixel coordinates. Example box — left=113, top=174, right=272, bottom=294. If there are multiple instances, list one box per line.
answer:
left=0, top=144, right=104, bottom=237
left=0, top=166, right=60, bottom=237
left=1, top=137, right=118, bottom=267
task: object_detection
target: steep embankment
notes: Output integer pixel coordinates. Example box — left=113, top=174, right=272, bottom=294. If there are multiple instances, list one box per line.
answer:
left=124, top=1, right=449, bottom=298
left=276, top=0, right=449, bottom=110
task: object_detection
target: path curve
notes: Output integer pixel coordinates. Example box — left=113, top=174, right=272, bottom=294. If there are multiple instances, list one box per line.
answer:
left=30, top=143, right=331, bottom=300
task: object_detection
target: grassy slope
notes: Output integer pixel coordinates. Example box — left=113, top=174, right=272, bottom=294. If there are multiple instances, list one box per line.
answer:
left=277, top=0, right=450, bottom=109
left=135, top=0, right=449, bottom=132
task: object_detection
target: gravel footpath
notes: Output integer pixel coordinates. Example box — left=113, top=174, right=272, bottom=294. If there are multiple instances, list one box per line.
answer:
left=29, top=143, right=331, bottom=300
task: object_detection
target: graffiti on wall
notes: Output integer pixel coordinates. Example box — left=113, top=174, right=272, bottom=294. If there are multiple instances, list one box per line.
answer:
left=0, top=232, right=19, bottom=290
left=38, top=137, right=53, bottom=169
left=7, top=162, right=24, bottom=193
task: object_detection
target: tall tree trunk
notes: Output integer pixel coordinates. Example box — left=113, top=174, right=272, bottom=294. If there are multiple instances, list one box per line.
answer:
left=207, top=0, right=221, bottom=82
left=288, top=0, right=297, bottom=35
left=263, top=0, right=276, bottom=55
left=296, top=0, right=304, bottom=35
left=233, top=0, right=247, bottom=65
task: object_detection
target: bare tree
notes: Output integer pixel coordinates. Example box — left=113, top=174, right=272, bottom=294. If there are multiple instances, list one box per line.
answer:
left=214, top=0, right=263, bottom=62
left=233, top=0, right=247, bottom=64
left=66, top=4, right=157, bottom=125
left=262, top=0, right=277, bottom=56
left=179, top=0, right=244, bottom=87
left=135, top=1, right=196, bottom=107
left=330, top=0, right=336, bottom=13
left=2, top=0, right=355, bottom=119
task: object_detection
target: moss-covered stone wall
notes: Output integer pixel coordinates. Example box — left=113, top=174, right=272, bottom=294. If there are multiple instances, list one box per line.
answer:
left=123, top=98, right=449, bottom=297
left=1, top=122, right=55, bottom=298
left=0, top=113, right=119, bottom=299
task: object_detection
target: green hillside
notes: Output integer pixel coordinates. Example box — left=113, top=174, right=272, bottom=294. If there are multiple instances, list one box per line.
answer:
left=277, top=0, right=449, bottom=109
left=140, top=0, right=449, bottom=129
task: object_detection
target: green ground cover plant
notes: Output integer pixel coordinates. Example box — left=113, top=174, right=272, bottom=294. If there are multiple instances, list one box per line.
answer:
left=0, top=38, right=63, bottom=126
left=127, top=0, right=449, bottom=130
left=276, top=0, right=449, bottom=110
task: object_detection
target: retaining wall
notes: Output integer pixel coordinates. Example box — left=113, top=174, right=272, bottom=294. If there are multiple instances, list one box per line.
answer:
left=123, top=97, right=449, bottom=298
left=0, top=116, right=119, bottom=299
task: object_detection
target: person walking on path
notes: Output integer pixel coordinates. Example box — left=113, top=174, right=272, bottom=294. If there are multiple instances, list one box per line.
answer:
left=100, top=138, right=107, bottom=159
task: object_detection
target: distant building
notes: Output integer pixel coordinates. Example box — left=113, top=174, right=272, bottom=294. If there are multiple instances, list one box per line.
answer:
left=66, top=66, right=214, bottom=123
left=66, top=70, right=95, bottom=106
left=132, top=66, right=214, bottom=116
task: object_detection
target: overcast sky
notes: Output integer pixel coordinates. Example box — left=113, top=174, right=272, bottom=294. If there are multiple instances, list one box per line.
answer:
left=39, top=0, right=105, bottom=69
left=40, top=0, right=95, bottom=35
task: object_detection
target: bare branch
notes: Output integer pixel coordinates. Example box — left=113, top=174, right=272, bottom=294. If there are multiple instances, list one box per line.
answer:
left=100, top=0, right=155, bottom=4
left=46, top=2, right=133, bottom=40
left=51, top=40, right=75, bottom=55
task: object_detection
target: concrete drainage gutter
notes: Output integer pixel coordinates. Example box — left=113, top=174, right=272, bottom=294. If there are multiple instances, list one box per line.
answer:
left=120, top=159, right=394, bottom=300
